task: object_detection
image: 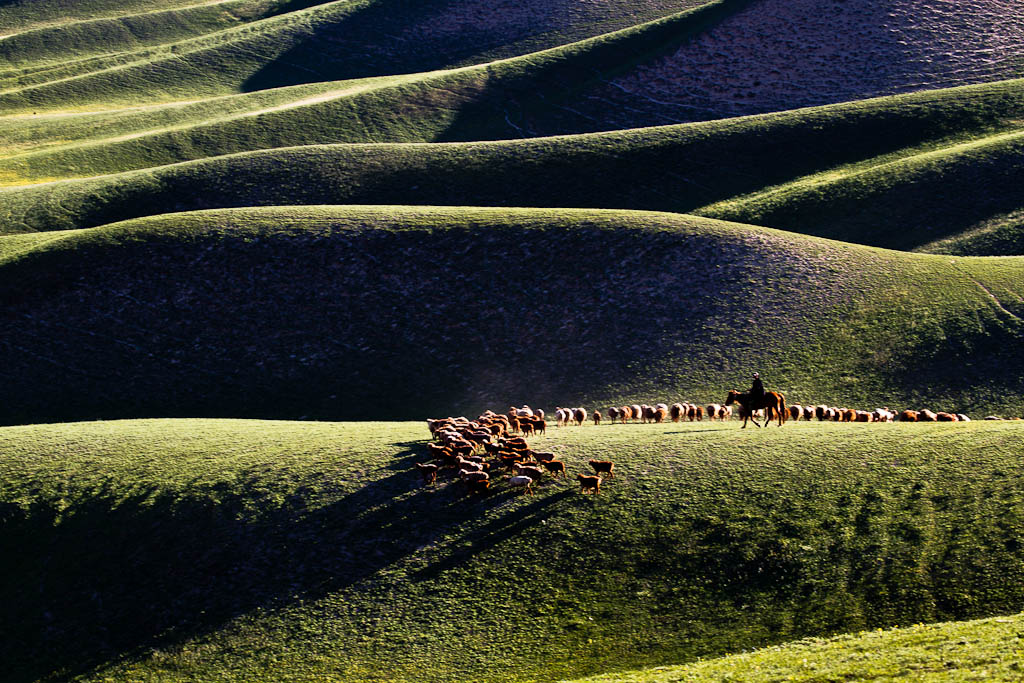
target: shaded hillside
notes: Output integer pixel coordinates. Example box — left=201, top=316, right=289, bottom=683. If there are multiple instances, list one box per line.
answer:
left=0, top=206, right=1021, bottom=426
left=520, top=0, right=1024, bottom=133
left=3, top=419, right=1024, bottom=682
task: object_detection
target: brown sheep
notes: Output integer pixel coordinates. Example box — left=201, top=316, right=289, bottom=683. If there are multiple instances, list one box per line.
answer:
left=619, top=406, right=633, bottom=424
left=670, top=403, right=684, bottom=422
left=899, top=410, right=919, bottom=422
left=787, top=405, right=803, bottom=421
left=801, top=405, right=815, bottom=420
left=607, top=407, right=621, bottom=423
left=630, top=405, right=643, bottom=423
left=540, top=459, right=567, bottom=478
left=577, top=474, right=601, bottom=494
left=415, top=462, right=438, bottom=485
left=918, top=409, right=938, bottom=422
left=589, top=459, right=615, bottom=478
left=593, top=410, right=602, bottom=426
left=459, top=469, right=489, bottom=484
left=936, top=412, right=958, bottom=421
left=574, top=407, right=588, bottom=426
left=706, top=403, right=721, bottom=421
left=529, top=450, right=556, bottom=463
left=466, top=478, right=491, bottom=495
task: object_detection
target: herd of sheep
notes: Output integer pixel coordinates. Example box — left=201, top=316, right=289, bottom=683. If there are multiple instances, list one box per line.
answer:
left=418, top=400, right=1003, bottom=495
left=421, top=408, right=613, bottom=496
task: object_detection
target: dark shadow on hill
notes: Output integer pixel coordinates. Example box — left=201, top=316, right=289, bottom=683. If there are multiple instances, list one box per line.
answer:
left=242, top=0, right=659, bottom=93
left=0, top=218, right=824, bottom=426
left=0, top=452, right=577, bottom=682
left=430, top=0, right=754, bottom=142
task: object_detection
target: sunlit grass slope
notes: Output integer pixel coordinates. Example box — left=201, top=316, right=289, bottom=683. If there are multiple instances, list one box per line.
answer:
left=0, top=205, right=1021, bottom=426
left=2, top=80, right=1024, bottom=256
left=0, top=0, right=730, bottom=114
left=3, top=419, right=1024, bottom=682
left=570, top=613, right=1024, bottom=682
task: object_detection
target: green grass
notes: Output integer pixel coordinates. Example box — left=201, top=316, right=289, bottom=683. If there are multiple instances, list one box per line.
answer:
left=2, top=79, right=1023, bottom=255
left=0, top=205, right=1021, bottom=425
left=569, top=613, right=1024, bottom=682
left=0, top=0, right=729, bottom=114
left=4, top=418, right=1024, bottom=682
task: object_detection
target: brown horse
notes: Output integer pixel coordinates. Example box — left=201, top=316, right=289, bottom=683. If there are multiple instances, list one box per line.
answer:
left=725, top=390, right=787, bottom=428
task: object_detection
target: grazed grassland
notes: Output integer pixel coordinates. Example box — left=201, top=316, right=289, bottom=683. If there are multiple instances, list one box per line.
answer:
left=3, top=418, right=1024, bottom=682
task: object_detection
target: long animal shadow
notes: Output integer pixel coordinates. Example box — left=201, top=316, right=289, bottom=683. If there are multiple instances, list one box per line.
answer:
left=0, top=445, right=575, bottom=682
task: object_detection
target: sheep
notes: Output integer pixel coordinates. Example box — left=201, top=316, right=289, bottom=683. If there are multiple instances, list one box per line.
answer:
left=574, top=407, right=587, bottom=426
left=899, top=410, right=919, bottom=422
left=670, top=403, right=684, bottom=422
left=455, top=457, right=484, bottom=473
left=529, top=450, right=556, bottom=463
left=607, top=406, right=621, bottom=423
left=918, top=409, right=938, bottom=422
left=507, top=475, right=534, bottom=495
left=540, top=459, right=567, bottom=478
left=802, top=405, right=815, bottom=420
left=555, top=407, right=571, bottom=427
left=719, top=405, right=733, bottom=421
left=514, top=465, right=545, bottom=481
left=593, top=410, right=602, bottom=426
left=706, top=403, right=722, bottom=421
left=589, top=459, right=614, bottom=478
left=466, top=478, right=491, bottom=495
left=459, top=469, right=489, bottom=484
left=787, top=404, right=803, bottom=421
left=415, top=462, right=438, bottom=485
left=577, top=474, right=601, bottom=494
left=630, top=405, right=643, bottom=422
left=530, top=416, right=546, bottom=436
left=936, top=412, right=958, bottom=421
left=619, top=406, right=633, bottom=424
left=956, top=414, right=971, bottom=422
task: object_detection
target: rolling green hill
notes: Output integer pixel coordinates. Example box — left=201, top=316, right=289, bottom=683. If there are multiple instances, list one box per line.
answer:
left=0, top=206, right=1021, bottom=426
left=569, top=612, right=1024, bottom=682
left=3, top=1, right=1024, bottom=680
left=3, top=418, right=1024, bottom=682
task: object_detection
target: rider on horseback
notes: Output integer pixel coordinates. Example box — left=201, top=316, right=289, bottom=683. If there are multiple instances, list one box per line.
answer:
left=750, top=372, right=765, bottom=401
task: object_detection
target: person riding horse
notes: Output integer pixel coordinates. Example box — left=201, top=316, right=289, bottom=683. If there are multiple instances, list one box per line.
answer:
left=724, top=373, right=786, bottom=427
left=750, top=372, right=765, bottom=401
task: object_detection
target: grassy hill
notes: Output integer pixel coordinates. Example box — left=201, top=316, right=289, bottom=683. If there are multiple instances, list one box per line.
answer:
left=3, top=418, right=1024, bottom=682
left=569, top=612, right=1024, bottom=682
left=0, top=206, right=1021, bottom=426
left=3, top=1, right=1024, bottom=680
left=3, top=79, right=1024, bottom=256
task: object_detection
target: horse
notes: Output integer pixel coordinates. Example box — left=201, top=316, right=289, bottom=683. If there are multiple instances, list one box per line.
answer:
left=724, top=389, right=787, bottom=428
